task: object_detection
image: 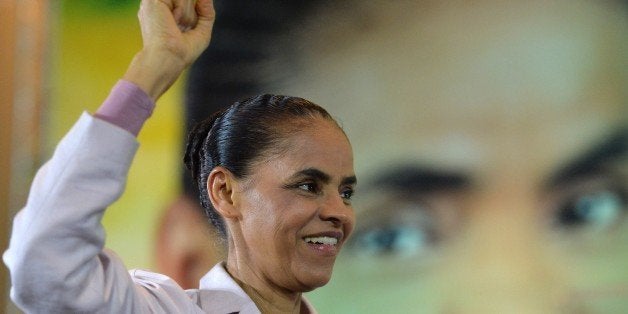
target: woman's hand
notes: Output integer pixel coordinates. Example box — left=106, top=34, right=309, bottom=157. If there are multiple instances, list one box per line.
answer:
left=124, top=0, right=215, bottom=101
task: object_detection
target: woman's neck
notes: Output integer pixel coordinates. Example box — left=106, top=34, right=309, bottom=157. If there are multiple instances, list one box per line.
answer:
left=225, top=259, right=304, bottom=314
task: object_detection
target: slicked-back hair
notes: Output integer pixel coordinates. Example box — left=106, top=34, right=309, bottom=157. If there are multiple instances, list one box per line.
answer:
left=183, top=94, right=339, bottom=237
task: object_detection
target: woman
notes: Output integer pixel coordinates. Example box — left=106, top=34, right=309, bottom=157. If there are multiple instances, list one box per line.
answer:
left=3, top=0, right=356, bottom=313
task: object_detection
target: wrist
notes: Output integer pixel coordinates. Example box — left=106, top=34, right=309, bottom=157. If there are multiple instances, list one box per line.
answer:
left=123, top=49, right=186, bottom=102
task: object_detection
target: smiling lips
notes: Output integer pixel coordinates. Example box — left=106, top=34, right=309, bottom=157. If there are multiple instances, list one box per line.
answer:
left=304, top=236, right=339, bottom=245
left=303, top=232, right=344, bottom=255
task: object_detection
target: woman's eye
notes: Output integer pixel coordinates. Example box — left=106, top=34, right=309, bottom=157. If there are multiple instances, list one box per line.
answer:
left=340, top=188, right=354, bottom=201
left=349, top=224, right=434, bottom=258
left=554, top=188, right=627, bottom=231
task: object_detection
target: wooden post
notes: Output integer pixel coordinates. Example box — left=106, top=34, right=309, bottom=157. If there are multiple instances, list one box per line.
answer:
left=0, top=1, right=18, bottom=311
left=0, top=1, right=49, bottom=312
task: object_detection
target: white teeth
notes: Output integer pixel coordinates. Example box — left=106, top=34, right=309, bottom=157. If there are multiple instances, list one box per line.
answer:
left=304, top=236, right=338, bottom=245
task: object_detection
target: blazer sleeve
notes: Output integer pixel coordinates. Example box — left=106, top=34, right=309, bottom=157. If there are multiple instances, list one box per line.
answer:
left=3, top=113, right=197, bottom=313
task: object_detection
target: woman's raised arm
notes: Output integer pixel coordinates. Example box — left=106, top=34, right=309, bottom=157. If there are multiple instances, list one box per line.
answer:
left=3, top=1, right=214, bottom=312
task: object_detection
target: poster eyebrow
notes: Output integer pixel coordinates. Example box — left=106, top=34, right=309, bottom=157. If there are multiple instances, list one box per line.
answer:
left=546, top=128, right=627, bottom=187
left=366, top=165, right=471, bottom=193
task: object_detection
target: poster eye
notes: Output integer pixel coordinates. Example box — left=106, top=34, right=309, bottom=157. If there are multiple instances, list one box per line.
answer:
left=554, top=188, right=626, bottom=232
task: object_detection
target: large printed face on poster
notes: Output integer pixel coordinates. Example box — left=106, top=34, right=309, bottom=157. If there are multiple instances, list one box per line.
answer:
left=56, top=1, right=627, bottom=312
left=272, top=0, right=628, bottom=312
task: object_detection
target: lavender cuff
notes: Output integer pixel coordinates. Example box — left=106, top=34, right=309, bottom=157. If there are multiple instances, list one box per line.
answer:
left=94, top=80, right=155, bottom=136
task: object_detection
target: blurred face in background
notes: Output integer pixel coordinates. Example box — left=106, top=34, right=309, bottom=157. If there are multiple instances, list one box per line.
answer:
left=275, top=0, right=627, bottom=312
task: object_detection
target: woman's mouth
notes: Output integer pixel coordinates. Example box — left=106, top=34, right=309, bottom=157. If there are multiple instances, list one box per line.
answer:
left=304, top=236, right=338, bottom=246
left=303, top=232, right=344, bottom=255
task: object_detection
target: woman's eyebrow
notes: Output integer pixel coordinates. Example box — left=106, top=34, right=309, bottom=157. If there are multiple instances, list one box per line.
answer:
left=342, top=175, right=357, bottom=186
left=546, top=128, right=627, bottom=188
left=292, top=168, right=357, bottom=186
left=294, top=168, right=331, bottom=183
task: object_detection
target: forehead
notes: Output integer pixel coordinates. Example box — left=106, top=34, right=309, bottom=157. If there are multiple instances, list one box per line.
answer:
left=256, top=118, right=354, bottom=175
left=277, top=0, right=627, bottom=182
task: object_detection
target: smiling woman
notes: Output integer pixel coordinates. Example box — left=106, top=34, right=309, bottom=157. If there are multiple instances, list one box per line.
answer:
left=184, top=94, right=356, bottom=311
left=3, top=0, right=354, bottom=313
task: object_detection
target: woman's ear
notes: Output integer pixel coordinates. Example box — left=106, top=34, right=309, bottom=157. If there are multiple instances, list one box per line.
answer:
left=207, top=167, right=241, bottom=219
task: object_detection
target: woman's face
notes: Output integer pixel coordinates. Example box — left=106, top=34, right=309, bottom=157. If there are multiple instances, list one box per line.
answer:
left=232, top=117, right=356, bottom=292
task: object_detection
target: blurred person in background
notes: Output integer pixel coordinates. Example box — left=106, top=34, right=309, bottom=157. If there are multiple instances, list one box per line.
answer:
left=165, top=0, right=627, bottom=312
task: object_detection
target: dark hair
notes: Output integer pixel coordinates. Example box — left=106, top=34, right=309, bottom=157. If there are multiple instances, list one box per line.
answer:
left=183, top=94, right=339, bottom=237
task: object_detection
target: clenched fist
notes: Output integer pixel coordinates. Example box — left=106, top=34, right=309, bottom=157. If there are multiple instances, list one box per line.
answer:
left=124, top=0, right=215, bottom=101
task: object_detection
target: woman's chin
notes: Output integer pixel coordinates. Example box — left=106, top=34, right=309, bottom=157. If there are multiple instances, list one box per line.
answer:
left=294, top=268, right=334, bottom=292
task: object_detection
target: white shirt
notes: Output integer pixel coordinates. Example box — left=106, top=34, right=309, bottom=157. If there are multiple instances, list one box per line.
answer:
left=3, top=113, right=316, bottom=313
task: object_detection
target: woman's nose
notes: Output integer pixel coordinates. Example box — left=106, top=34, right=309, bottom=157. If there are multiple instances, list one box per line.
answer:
left=319, top=193, right=354, bottom=227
